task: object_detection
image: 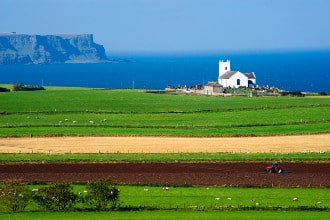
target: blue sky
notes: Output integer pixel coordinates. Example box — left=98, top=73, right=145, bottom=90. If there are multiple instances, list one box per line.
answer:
left=1, top=0, right=330, bottom=52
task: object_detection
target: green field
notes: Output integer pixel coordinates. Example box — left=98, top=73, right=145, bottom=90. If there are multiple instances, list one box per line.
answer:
left=0, top=88, right=329, bottom=137
left=116, top=185, right=329, bottom=210
left=0, top=152, right=329, bottom=163
left=1, top=185, right=329, bottom=219
left=1, top=210, right=329, bottom=220
left=1, top=87, right=329, bottom=219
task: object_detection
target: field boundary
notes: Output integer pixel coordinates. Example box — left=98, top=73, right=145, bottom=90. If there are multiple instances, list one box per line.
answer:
left=0, top=134, right=329, bottom=154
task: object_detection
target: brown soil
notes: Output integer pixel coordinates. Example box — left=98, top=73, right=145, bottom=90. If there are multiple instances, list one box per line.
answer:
left=0, top=162, right=329, bottom=187
left=0, top=134, right=329, bottom=153
left=0, top=134, right=328, bottom=186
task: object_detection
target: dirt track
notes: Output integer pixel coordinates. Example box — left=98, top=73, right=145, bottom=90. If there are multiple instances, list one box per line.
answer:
left=0, top=162, right=329, bottom=187
left=0, top=134, right=329, bottom=153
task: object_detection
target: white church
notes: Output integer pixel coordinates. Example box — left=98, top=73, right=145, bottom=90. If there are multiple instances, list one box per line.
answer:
left=218, top=60, right=256, bottom=88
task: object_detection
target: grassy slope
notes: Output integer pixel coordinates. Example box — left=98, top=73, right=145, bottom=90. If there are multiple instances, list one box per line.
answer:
left=0, top=89, right=329, bottom=137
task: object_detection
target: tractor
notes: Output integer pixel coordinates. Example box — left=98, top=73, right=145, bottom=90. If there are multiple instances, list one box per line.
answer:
left=265, top=162, right=286, bottom=173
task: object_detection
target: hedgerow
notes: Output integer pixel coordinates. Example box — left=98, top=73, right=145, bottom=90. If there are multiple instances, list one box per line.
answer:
left=0, top=179, right=120, bottom=213
left=12, top=83, right=45, bottom=91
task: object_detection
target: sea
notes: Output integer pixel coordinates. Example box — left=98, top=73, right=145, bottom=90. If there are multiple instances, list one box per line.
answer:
left=1, top=49, right=330, bottom=92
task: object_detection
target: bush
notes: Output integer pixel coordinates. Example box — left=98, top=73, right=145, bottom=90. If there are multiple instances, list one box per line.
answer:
left=318, top=92, right=329, bottom=96
left=12, top=83, right=45, bottom=91
left=0, top=180, right=32, bottom=212
left=280, top=91, right=305, bottom=97
left=33, top=182, right=77, bottom=211
left=0, top=87, right=10, bottom=92
left=86, top=179, right=120, bottom=210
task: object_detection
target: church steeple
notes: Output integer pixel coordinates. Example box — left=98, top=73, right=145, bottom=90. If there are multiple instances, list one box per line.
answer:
left=218, top=59, right=230, bottom=79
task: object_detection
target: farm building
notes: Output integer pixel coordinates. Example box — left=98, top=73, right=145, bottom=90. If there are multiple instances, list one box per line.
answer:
left=204, top=81, right=223, bottom=95
left=218, top=60, right=256, bottom=88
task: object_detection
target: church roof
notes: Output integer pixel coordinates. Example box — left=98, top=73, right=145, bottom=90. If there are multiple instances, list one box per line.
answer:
left=220, top=71, right=256, bottom=79
left=244, top=72, right=256, bottom=79
left=220, top=71, right=238, bottom=79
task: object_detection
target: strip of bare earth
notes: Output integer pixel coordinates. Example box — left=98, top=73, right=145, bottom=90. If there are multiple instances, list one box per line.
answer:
left=0, top=134, right=329, bottom=154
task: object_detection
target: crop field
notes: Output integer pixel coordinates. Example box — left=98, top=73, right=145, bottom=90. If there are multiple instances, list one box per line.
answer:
left=1, top=162, right=329, bottom=186
left=0, top=88, right=329, bottom=137
left=0, top=87, right=329, bottom=219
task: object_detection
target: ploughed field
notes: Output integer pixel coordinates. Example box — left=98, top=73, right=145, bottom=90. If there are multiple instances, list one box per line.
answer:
left=1, top=162, right=329, bottom=187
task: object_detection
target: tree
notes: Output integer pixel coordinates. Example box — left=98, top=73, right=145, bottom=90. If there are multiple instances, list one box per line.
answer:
left=0, top=180, right=32, bottom=212
left=86, top=179, right=120, bottom=210
left=33, top=182, right=77, bottom=211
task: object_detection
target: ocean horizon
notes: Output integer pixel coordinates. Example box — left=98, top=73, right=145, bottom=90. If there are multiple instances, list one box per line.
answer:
left=1, top=49, right=329, bottom=92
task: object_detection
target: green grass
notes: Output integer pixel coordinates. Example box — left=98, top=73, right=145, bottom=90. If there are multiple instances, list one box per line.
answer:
left=116, top=185, right=329, bottom=210
left=14, top=185, right=330, bottom=211
left=1, top=185, right=329, bottom=219
left=0, top=152, right=328, bottom=163
left=0, top=89, right=329, bottom=137
left=0, top=210, right=329, bottom=220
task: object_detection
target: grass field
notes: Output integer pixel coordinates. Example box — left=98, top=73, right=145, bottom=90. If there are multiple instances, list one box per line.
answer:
left=0, top=88, right=329, bottom=137
left=116, top=185, right=329, bottom=210
left=1, top=86, right=329, bottom=219
left=1, top=185, right=329, bottom=219
left=0, top=152, right=328, bottom=163
left=1, top=210, right=329, bottom=220
left=25, top=185, right=330, bottom=211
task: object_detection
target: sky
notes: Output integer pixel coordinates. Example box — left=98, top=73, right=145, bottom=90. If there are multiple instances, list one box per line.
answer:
left=1, top=0, right=330, bottom=52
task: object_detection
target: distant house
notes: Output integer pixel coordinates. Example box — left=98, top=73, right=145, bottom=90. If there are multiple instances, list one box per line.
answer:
left=218, top=60, right=256, bottom=88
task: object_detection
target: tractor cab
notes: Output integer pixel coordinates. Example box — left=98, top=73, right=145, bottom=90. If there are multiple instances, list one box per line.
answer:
left=265, top=162, right=283, bottom=173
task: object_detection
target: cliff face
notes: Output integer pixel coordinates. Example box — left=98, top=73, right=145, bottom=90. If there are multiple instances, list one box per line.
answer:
left=0, top=34, right=108, bottom=64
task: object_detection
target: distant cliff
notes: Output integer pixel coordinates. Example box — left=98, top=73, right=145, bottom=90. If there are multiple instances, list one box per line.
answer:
left=0, top=33, right=109, bottom=64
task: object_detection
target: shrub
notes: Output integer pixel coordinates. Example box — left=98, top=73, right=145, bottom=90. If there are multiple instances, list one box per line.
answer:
left=318, top=91, right=329, bottom=96
left=33, top=182, right=77, bottom=211
left=0, top=87, right=10, bottom=92
left=0, top=180, right=32, bottom=212
left=12, top=83, right=45, bottom=91
left=86, top=179, right=120, bottom=210
left=280, top=91, right=305, bottom=97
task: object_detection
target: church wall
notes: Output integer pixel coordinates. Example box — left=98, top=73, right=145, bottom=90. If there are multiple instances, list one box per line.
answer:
left=224, top=72, right=249, bottom=88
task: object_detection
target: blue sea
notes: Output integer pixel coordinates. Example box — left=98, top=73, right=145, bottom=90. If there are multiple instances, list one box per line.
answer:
left=1, top=50, right=330, bottom=92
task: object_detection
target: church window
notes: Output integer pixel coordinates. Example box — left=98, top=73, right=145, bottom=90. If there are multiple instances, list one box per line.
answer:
left=237, top=79, right=241, bottom=86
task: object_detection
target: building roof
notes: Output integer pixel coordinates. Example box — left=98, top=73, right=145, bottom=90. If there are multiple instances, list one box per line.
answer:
left=244, top=72, right=256, bottom=79
left=220, top=71, right=239, bottom=79
left=205, top=81, right=222, bottom=87
left=220, top=71, right=256, bottom=79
